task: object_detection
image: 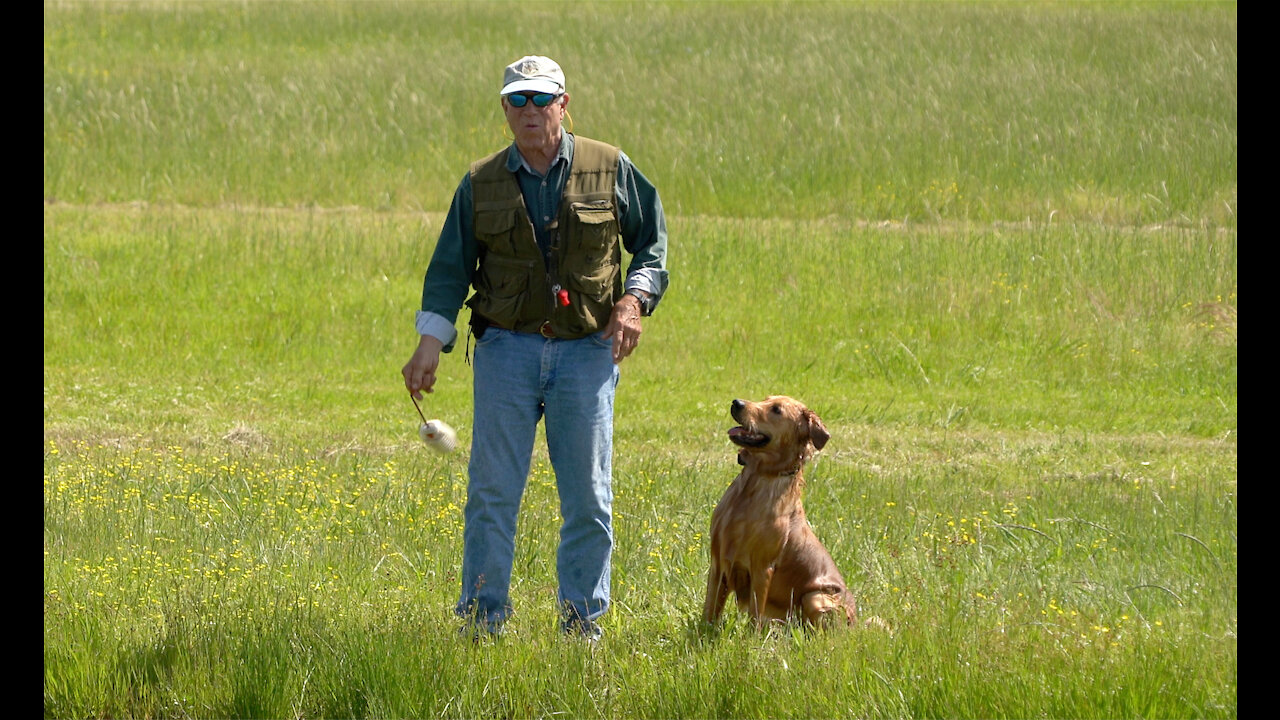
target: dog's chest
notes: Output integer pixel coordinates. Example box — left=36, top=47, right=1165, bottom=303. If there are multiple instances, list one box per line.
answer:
left=711, top=472, right=804, bottom=555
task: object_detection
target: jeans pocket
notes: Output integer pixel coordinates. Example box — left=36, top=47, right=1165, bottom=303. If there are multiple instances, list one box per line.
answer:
left=475, top=327, right=508, bottom=347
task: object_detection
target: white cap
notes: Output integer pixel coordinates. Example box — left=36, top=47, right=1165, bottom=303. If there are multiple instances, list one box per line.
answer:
left=500, top=55, right=565, bottom=96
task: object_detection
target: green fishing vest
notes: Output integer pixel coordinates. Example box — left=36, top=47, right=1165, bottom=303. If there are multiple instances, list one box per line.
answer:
left=465, top=135, right=622, bottom=338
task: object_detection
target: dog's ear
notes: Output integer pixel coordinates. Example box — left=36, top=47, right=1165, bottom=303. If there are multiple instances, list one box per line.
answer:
left=805, top=410, right=830, bottom=450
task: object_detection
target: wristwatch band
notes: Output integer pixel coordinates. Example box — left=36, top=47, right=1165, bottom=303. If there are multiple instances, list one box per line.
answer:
left=625, top=288, right=654, bottom=316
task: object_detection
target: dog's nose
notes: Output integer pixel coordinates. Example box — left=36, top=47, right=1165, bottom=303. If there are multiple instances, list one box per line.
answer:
left=731, top=399, right=745, bottom=415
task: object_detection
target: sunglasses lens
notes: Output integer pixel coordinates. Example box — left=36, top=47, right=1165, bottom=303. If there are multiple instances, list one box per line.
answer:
left=507, top=93, right=558, bottom=108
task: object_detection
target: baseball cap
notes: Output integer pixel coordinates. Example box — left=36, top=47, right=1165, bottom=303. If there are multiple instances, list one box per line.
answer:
left=500, top=56, right=566, bottom=96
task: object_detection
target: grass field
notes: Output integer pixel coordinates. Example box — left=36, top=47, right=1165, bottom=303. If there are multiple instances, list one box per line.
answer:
left=44, top=2, right=1236, bottom=718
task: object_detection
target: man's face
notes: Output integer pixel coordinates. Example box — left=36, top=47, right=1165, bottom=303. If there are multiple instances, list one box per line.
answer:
left=503, top=91, right=569, bottom=152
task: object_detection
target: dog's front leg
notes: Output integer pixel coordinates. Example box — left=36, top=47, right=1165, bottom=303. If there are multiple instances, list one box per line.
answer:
left=703, top=563, right=729, bottom=624
left=749, top=566, right=774, bottom=629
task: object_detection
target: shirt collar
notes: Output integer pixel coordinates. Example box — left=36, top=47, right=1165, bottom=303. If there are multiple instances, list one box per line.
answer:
left=506, top=133, right=574, bottom=175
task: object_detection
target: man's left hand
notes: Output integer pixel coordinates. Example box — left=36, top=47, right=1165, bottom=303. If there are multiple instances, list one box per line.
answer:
left=603, top=294, right=645, bottom=364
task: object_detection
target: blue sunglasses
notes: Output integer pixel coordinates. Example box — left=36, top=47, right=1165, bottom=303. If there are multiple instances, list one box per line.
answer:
left=506, top=92, right=561, bottom=108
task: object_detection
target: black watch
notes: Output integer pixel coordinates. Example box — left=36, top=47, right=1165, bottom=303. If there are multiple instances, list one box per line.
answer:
left=625, top=288, right=655, bottom=316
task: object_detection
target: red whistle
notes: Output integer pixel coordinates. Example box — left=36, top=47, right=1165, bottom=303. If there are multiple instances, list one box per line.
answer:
left=557, top=289, right=570, bottom=307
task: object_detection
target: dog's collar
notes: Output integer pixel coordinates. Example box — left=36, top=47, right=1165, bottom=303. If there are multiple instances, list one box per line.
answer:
left=782, top=453, right=807, bottom=476
left=737, top=450, right=804, bottom=476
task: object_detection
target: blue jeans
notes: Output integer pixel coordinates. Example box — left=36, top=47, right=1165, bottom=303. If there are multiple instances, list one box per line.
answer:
left=456, top=328, right=619, bottom=629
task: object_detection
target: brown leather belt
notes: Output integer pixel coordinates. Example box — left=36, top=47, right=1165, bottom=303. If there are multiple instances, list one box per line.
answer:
left=489, top=320, right=558, bottom=339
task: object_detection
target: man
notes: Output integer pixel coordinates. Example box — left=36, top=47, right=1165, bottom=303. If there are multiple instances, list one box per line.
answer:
left=401, top=56, right=669, bottom=641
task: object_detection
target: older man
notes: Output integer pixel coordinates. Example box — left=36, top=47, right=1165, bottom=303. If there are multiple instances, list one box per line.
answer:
left=402, top=56, right=669, bottom=641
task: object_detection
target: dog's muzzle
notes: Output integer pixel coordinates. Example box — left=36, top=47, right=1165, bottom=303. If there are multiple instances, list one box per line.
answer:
left=728, top=426, right=769, bottom=447
left=729, top=399, right=769, bottom=447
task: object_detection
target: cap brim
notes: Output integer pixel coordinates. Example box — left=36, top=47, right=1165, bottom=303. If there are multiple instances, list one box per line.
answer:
left=500, top=78, right=563, bottom=95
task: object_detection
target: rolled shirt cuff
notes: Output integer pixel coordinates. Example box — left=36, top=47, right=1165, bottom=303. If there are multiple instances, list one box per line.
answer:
left=415, top=310, right=460, bottom=353
left=624, top=268, right=668, bottom=311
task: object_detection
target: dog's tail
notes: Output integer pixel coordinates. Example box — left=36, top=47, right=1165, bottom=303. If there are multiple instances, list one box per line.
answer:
left=862, top=615, right=893, bottom=634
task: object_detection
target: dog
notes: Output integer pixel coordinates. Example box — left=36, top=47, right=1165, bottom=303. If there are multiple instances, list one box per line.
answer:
left=703, top=396, right=858, bottom=629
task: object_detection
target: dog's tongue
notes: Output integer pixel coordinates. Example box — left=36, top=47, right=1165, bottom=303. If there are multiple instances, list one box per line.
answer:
left=728, top=427, right=745, bottom=438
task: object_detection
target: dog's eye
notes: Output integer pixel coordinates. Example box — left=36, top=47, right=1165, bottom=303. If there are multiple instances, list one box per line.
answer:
left=771, top=404, right=782, bottom=414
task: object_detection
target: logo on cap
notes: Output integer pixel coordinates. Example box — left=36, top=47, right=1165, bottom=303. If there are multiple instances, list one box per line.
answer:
left=501, top=55, right=565, bottom=95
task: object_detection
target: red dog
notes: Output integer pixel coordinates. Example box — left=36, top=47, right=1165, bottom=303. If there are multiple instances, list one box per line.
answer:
left=704, top=396, right=857, bottom=628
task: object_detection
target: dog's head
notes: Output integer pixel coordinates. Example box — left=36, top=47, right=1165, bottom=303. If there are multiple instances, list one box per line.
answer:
left=728, top=396, right=830, bottom=470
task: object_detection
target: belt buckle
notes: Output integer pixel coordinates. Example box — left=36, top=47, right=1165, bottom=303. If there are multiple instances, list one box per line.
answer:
left=539, top=321, right=556, bottom=339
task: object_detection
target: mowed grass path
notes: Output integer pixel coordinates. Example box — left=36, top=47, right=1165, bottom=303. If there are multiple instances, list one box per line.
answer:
left=44, top=2, right=1235, bottom=718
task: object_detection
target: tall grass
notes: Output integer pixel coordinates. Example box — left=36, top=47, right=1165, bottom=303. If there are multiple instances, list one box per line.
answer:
left=44, top=1, right=1236, bottom=224
left=45, top=421, right=1236, bottom=717
left=45, top=2, right=1235, bottom=718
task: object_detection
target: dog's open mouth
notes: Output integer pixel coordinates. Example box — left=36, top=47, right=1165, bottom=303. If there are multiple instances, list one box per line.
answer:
left=728, top=426, right=770, bottom=447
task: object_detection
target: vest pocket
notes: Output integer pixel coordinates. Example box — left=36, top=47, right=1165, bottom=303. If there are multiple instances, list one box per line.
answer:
left=475, top=209, right=519, bottom=255
left=556, top=261, right=619, bottom=335
left=568, top=201, right=617, bottom=259
left=467, top=255, right=534, bottom=326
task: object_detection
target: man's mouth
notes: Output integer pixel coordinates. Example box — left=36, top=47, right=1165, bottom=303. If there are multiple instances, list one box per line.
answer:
left=728, top=426, right=769, bottom=448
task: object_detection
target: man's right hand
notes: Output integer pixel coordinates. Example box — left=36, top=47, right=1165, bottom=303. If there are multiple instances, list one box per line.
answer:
left=402, top=335, right=445, bottom=400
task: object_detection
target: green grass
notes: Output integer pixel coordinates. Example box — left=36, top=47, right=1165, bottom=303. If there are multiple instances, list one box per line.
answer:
left=44, top=206, right=1236, bottom=444
left=44, top=2, right=1235, bottom=718
left=44, top=0, right=1236, bottom=224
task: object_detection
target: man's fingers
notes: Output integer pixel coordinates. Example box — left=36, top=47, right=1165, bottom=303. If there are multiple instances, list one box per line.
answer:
left=611, top=324, right=641, bottom=364
left=402, top=361, right=436, bottom=397
left=408, top=375, right=432, bottom=399
left=612, top=330, right=626, bottom=363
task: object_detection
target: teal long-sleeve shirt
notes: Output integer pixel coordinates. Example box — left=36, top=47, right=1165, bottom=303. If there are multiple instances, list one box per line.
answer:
left=415, top=133, right=669, bottom=351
